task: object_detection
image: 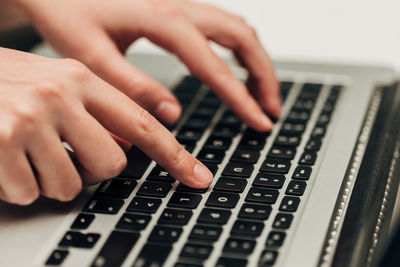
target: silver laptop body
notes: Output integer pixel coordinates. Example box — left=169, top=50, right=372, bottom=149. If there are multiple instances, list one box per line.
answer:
left=0, top=52, right=399, bottom=267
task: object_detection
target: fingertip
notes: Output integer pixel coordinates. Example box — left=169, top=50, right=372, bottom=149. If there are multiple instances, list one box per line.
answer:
left=155, top=100, right=182, bottom=125
left=250, top=112, right=273, bottom=132
left=193, top=162, right=213, bottom=188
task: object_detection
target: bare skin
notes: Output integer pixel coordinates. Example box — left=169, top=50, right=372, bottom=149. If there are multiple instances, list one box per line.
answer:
left=0, top=48, right=212, bottom=205
left=1, top=0, right=281, bottom=205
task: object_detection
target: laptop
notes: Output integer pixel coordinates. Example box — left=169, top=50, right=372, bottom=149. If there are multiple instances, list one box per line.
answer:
left=0, top=50, right=400, bottom=267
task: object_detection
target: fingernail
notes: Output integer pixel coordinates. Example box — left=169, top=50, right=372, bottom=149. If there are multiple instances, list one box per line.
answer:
left=194, top=163, right=213, bottom=185
left=256, top=113, right=273, bottom=130
left=156, top=100, right=181, bottom=124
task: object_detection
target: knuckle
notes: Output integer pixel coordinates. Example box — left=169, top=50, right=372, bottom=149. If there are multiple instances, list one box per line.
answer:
left=233, top=14, right=247, bottom=24
left=14, top=104, right=42, bottom=128
left=11, top=187, right=39, bottom=206
left=103, top=153, right=127, bottom=178
left=55, top=180, right=83, bottom=202
left=32, top=80, right=64, bottom=103
left=136, top=108, right=160, bottom=135
left=170, top=144, right=192, bottom=169
left=239, top=24, right=257, bottom=39
left=155, top=0, right=184, bottom=20
left=0, top=126, right=16, bottom=145
left=61, top=58, right=92, bottom=82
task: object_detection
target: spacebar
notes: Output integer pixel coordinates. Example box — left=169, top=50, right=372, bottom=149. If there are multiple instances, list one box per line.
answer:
left=91, top=231, right=139, bottom=267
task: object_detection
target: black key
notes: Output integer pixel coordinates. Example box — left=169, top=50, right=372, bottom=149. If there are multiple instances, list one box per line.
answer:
left=238, top=203, right=271, bottom=221
left=286, top=110, right=310, bottom=123
left=280, top=81, right=293, bottom=93
left=260, top=158, right=291, bottom=174
left=214, top=177, right=247, bottom=193
left=133, top=243, right=171, bottom=267
left=280, top=122, right=306, bottom=135
left=322, top=101, right=335, bottom=113
left=159, top=208, right=192, bottom=226
left=189, top=225, right=222, bottom=243
left=198, top=208, right=231, bottom=225
left=222, top=162, right=253, bottom=178
left=200, top=97, right=222, bottom=108
left=230, top=150, right=260, bottom=163
left=205, top=89, right=218, bottom=99
left=71, top=213, right=95, bottom=230
left=176, top=94, right=195, bottom=105
left=231, top=220, right=264, bottom=238
left=219, top=111, right=241, bottom=127
left=84, top=197, right=124, bottom=214
left=180, top=243, right=213, bottom=260
left=119, top=146, right=151, bottom=179
left=92, top=231, right=139, bottom=267
left=205, top=136, right=232, bottom=150
left=299, top=151, right=317, bottom=165
left=206, top=191, right=240, bottom=209
left=191, top=106, right=217, bottom=118
left=177, top=128, right=203, bottom=142
left=197, top=148, right=225, bottom=164
left=274, top=134, right=301, bottom=147
left=273, top=213, right=293, bottom=229
left=305, top=138, right=322, bottom=151
left=147, top=166, right=175, bottom=183
left=223, top=238, right=256, bottom=255
left=174, top=76, right=202, bottom=94
left=176, top=183, right=209, bottom=194
left=292, top=165, right=312, bottom=180
left=300, top=83, right=322, bottom=98
left=293, top=98, right=315, bottom=111
left=205, top=163, right=219, bottom=176
left=311, top=126, right=326, bottom=139
left=266, top=231, right=286, bottom=247
left=46, top=250, right=69, bottom=266
left=95, top=179, right=136, bottom=198
left=259, top=250, right=278, bottom=266
left=268, top=146, right=296, bottom=160
left=184, top=117, right=210, bottom=130
left=316, top=113, right=330, bottom=126
left=59, top=231, right=100, bottom=248
left=168, top=192, right=202, bottom=209
left=286, top=181, right=307, bottom=196
left=216, top=257, right=247, bottom=267
left=246, top=187, right=279, bottom=204
left=137, top=181, right=171, bottom=198
left=149, top=225, right=183, bottom=244
left=116, top=213, right=151, bottom=232
left=175, top=263, right=202, bottom=267
left=238, top=134, right=266, bottom=150
left=279, top=196, right=300, bottom=212
left=253, top=173, right=285, bottom=189
left=178, top=139, right=196, bottom=153
left=127, top=197, right=162, bottom=214
left=212, top=124, right=240, bottom=138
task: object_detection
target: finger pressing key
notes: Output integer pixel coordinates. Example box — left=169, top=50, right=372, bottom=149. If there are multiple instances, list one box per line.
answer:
left=82, top=76, right=213, bottom=188
left=141, top=17, right=273, bottom=132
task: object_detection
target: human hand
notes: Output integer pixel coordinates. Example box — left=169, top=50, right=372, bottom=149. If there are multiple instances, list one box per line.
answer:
left=15, top=0, right=281, bottom=130
left=0, top=48, right=212, bottom=205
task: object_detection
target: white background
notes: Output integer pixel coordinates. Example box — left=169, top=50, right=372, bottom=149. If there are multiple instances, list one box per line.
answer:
left=132, top=0, right=400, bottom=70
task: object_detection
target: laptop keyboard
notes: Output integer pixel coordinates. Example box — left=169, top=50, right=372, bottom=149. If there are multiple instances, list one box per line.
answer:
left=45, top=76, right=342, bottom=267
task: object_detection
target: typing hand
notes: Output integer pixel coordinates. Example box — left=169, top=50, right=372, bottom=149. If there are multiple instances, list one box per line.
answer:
left=0, top=48, right=212, bottom=205
left=15, top=0, right=281, bottom=131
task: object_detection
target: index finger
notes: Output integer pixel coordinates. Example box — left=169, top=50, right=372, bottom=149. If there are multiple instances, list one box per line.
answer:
left=81, top=76, right=213, bottom=188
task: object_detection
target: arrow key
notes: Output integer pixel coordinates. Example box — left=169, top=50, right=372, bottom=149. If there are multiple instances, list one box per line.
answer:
left=127, top=197, right=162, bottom=214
